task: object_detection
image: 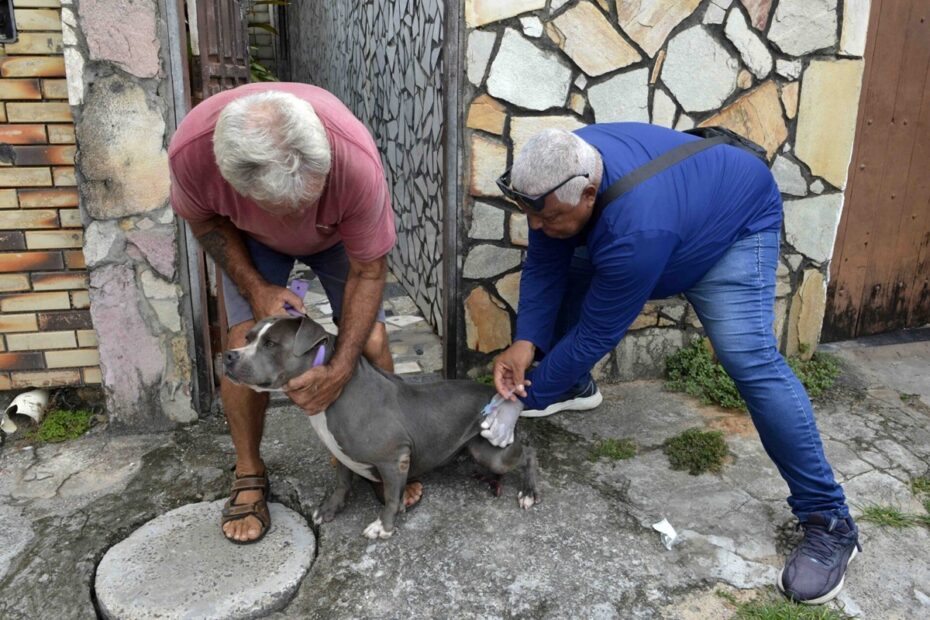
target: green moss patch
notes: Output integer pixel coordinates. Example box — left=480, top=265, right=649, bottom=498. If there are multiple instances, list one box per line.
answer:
left=663, top=427, right=729, bottom=475
left=665, top=339, right=841, bottom=410
left=589, top=438, right=637, bottom=461
left=26, top=409, right=92, bottom=443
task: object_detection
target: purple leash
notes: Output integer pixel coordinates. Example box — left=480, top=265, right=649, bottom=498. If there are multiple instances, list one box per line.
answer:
left=284, top=278, right=309, bottom=318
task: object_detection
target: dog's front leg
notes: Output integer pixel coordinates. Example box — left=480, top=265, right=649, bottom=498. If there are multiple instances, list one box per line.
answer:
left=362, top=448, right=410, bottom=540
left=313, top=459, right=354, bottom=525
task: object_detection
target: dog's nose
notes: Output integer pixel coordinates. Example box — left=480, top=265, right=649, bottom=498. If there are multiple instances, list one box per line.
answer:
left=225, top=350, right=239, bottom=366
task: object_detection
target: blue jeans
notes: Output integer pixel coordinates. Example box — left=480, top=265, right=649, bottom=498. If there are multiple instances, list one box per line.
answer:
left=221, top=237, right=386, bottom=328
left=557, top=230, right=849, bottom=519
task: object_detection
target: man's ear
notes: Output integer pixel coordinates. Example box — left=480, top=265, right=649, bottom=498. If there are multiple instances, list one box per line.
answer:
left=581, top=183, right=598, bottom=210
left=294, top=317, right=328, bottom=357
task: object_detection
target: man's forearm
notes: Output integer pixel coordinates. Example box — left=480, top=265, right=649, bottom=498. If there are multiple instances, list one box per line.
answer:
left=330, top=257, right=386, bottom=377
left=190, top=216, right=264, bottom=296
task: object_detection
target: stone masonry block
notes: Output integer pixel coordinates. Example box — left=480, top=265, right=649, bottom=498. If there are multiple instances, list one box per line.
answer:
left=78, top=76, right=170, bottom=218
left=80, top=0, right=161, bottom=78
left=0, top=56, right=66, bottom=78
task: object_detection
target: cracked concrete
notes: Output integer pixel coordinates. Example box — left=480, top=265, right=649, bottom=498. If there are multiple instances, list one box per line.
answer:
left=1, top=337, right=929, bottom=618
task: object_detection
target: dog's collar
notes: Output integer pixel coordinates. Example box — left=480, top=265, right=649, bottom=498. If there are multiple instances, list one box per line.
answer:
left=312, top=344, right=326, bottom=368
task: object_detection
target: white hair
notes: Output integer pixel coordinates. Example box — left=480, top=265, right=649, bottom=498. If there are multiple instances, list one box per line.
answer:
left=511, top=129, right=600, bottom=205
left=213, top=91, right=332, bottom=211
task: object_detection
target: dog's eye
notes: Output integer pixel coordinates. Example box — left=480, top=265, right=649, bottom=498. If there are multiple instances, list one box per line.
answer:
left=263, top=339, right=277, bottom=348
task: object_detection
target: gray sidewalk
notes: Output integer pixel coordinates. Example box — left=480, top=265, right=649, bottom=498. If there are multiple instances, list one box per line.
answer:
left=1, top=330, right=929, bottom=618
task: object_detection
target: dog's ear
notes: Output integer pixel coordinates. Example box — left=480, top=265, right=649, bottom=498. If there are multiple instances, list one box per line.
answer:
left=294, top=317, right=329, bottom=357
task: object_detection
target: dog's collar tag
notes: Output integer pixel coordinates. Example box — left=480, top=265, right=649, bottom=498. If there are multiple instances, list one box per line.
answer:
left=312, top=345, right=326, bottom=368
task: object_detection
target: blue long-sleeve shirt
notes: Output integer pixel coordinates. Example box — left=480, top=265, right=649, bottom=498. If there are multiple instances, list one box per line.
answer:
left=516, top=123, right=783, bottom=410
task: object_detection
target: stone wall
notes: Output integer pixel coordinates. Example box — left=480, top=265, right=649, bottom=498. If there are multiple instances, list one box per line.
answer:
left=0, top=0, right=94, bottom=391
left=457, top=0, right=868, bottom=379
left=63, top=0, right=197, bottom=428
left=285, top=0, right=447, bottom=333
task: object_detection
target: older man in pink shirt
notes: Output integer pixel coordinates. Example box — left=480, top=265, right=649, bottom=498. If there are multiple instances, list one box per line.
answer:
left=169, top=83, right=418, bottom=544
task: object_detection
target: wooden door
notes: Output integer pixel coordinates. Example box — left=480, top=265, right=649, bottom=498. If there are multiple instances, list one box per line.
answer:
left=824, top=0, right=930, bottom=341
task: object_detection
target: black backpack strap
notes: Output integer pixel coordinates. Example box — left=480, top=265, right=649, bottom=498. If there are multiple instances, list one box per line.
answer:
left=594, top=135, right=730, bottom=212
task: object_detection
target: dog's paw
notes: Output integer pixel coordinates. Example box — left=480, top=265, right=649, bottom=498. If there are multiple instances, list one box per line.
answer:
left=362, top=518, right=394, bottom=539
left=518, top=490, right=540, bottom=510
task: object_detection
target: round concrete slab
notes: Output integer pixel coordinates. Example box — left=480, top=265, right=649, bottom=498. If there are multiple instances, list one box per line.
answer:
left=95, top=500, right=315, bottom=620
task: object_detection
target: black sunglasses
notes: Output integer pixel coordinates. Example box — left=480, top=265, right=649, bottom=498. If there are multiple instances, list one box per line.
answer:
left=495, top=167, right=590, bottom=213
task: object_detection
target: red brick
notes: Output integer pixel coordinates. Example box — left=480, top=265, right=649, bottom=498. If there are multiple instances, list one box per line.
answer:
left=0, top=57, right=66, bottom=78
left=46, top=124, right=74, bottom=144
left=0, top=250, right=63, bottom=272
left=37, top=309, right=92, bottom=330
left=4, top=33, right=64, bottom=55
left=0, top=351, right=44, bottom=370
left=0, top=79, right=42, bottom=100
left=0, top=372, right=10, bottom=390
left=0, top=313, right=38, bottom=332
left=0, top=209, right=58, bottom=229
left=82, top=367, right=101, bottom=384
left=8, top=145, right=76, bottom=166
left=0, top=189, right=16, bottom=207
left=58, top=208, right=80, bottom=227
left=17, top=187, right=78, bottom=208
left=31, top=271, right=87, bottom=290
left=63, top=249, right=84, bottom=269
left=0, top=124, right=47, bottom=144
left=0, top=231, right=25, bottom=250
left=11, top=369, right=82, bottom=389
left=13, top=9, right=62, bottom=31
left=6, top=102, right=72, bottom=123
left=24, top=229, right=82, bottom=249
left=0, top=290, right=70, bottom=312
left=0, top=274, right=30, bottom=292
left=11, top=1, right=63, bottom=8
left=0, top=167, right=53, bottom=187
left=40, top=79, right=68, bottom=99
left=70, top=290, right=89, bottom=308
left=52, top=166, right=75, bottom=186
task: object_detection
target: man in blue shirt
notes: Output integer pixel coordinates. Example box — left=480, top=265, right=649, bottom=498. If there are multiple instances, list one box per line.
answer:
left=487, top=124, right=859, bottom=605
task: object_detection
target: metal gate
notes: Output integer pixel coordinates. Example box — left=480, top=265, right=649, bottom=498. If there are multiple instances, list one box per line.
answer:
left=824, top=0, right=930, bottom=341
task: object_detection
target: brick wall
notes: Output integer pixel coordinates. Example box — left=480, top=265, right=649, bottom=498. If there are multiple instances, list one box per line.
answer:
left=0, top=0, right=98, bottom=391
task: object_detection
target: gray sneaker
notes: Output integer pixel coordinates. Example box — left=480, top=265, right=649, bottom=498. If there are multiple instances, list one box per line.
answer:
left=778, top=513, right=861, bottom=605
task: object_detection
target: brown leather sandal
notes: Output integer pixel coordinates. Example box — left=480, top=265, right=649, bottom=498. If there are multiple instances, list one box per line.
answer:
left=221, top=472, right=271, bottom=545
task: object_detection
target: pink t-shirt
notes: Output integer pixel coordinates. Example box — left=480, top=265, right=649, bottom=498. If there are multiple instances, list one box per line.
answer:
left=168, top=83, right=396, bottom=262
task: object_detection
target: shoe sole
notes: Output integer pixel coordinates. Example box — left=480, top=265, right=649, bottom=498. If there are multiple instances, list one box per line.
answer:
left=777, top=546, right=858, bottom=605
left=520, top=390, right=604, bottom=418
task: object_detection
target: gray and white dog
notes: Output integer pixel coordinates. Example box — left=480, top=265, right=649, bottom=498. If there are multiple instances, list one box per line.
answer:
left=224, top=315, right=540, bottom=539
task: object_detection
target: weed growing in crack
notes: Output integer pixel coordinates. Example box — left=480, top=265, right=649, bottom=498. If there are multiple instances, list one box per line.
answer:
left=715, top=588, right=850, bottom=619
left=910, top=475, right=930, bottom=496
left=589, top=437, right=637, bottom=461
left=857, top=503, right=917, bottom=528
left=665, top=339, right=841, bottom=409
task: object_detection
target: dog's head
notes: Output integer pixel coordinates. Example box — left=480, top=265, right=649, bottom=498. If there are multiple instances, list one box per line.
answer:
left=224, top=316, right=331, bottom=391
